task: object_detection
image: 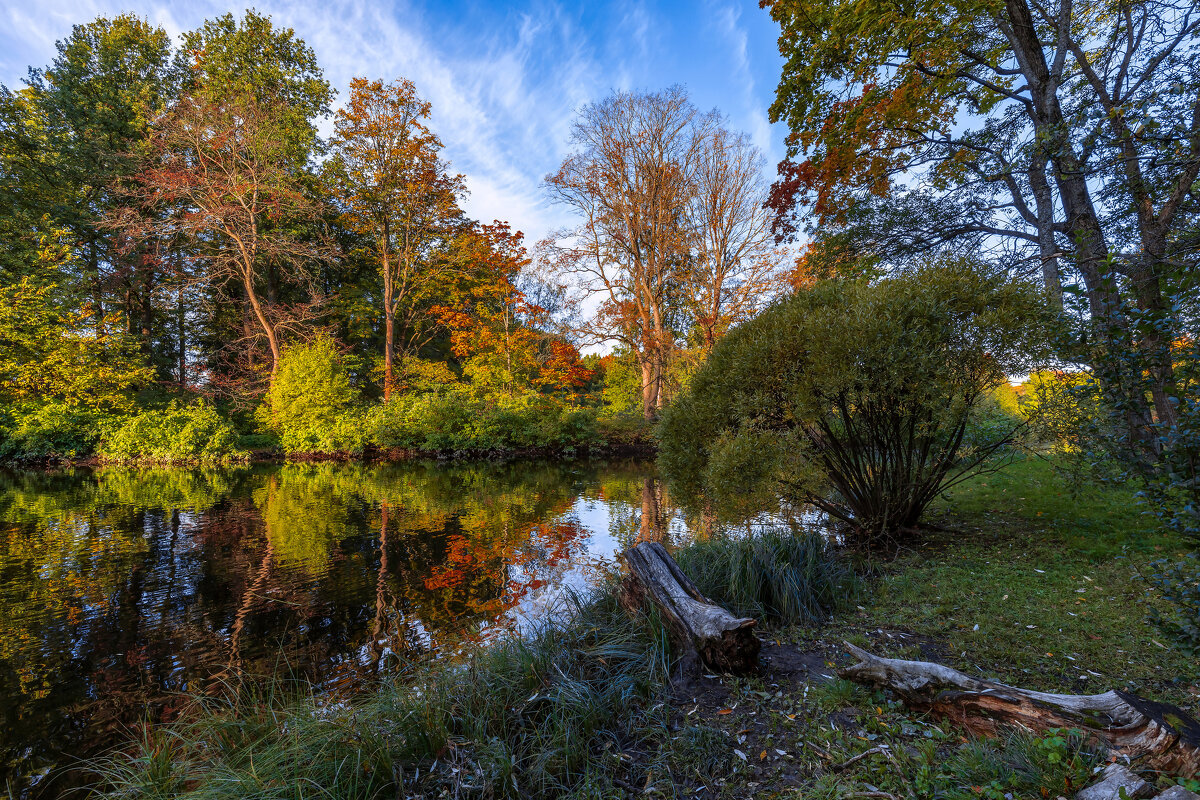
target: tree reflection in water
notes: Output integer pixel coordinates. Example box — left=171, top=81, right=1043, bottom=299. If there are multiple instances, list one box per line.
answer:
left=0, top=458, right=708, bottom=798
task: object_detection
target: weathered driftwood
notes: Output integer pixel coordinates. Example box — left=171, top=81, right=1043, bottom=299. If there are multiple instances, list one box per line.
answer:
left=619, top=541, right=760, bottom=674
left=837, top=642, right=1200, bottom=776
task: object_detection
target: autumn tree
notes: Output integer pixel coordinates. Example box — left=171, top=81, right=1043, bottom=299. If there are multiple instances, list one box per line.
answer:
left=760, top=0, right=1200, bottom=461
left=327, top=78, right=466, bottom=398
left=543, top=87, right=704, bottom=419
left=544, top=87, right=786, bottom=418
left=120, top=88, right=326, bottom=378
left=440, top=222, right=594, bottom=397
left=688, top=125, right=783, bottom=349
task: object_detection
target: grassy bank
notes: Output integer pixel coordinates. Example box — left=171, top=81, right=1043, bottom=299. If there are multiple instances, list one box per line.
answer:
left=89, top=456, right=1199, bottom=799
left=660, top=456, right=1198, bottom=798
left=95, top=593, right=676, bottom=800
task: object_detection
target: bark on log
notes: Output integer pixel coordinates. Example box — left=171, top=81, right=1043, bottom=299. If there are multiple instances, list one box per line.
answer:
left=619, top=541, right=760, bottom=674
left=837, top=642, right=1200, bottom=776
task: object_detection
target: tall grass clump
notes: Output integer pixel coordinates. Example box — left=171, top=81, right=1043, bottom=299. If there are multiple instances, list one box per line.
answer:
left=91, top=590, right=672, bottom=800
left=674, top=528, right=856, bottom=625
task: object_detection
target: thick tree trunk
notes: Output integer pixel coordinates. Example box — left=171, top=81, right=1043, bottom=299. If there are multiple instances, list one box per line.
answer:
left=619, top=541, right=759, bottom=674
left=837, top=643, right=1200, bottom=776
left=640, top=356, right=658, bottom=420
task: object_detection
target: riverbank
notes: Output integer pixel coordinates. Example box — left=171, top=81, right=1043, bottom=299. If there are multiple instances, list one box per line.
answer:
left=86, top=457, right=1200, bottom=799
left=2, top=400, right=657, bottom=470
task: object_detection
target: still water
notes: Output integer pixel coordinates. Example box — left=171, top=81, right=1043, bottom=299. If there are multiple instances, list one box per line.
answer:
left=0, top=458, right=710, bottom=797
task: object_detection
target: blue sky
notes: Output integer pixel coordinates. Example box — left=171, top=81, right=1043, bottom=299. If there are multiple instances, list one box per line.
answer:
left=1, top=0, right=789, bottom=247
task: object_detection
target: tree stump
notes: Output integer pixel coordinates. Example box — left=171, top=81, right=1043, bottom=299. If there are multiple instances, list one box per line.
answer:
left=837, top=642, right=1200, bottom=776
left=619, top=541, right=760, bottom=674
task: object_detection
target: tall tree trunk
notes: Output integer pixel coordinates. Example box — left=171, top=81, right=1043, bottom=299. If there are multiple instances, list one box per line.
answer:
left=641, top=355, right=659, bottom=420
left=382, top=235, right=395, bottom=401
left=1028, top=154, right=1062, bottom=309
left=1003, top=0, right=1157, bottom=452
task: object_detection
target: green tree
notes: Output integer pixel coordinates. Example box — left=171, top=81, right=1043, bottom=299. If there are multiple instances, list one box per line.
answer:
left=0, top=234, right=151, bottom=413
left=3, top=15, right=176, bottom=348
left=659, top=259, right=1059, bottom=547
left=178, top=10, right=329, bottom=164
left=761, top=0, right=1200, bottom=461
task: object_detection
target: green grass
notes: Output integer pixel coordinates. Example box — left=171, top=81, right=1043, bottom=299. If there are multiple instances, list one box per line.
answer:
left=91, top=591, right=674, bottom=800
left=835, top=456, right=1196, bottom=698
left=662, top=455, right=1199, bottom=798
left=675, top=528, right=860, bottom=626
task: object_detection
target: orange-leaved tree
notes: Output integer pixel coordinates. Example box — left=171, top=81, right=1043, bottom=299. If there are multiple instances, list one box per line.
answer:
left=327, top=77, right=466, bottom=399
left=440, top=222, right=594, bottom=397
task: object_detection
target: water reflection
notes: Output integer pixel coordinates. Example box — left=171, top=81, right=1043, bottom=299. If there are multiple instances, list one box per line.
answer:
left=0, top=459, right=714, bottom=797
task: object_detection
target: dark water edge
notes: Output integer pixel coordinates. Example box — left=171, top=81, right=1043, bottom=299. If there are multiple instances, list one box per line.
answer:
left=0, top=456, right=691, bottom=799
left=2, top=438, right=659, bottom=472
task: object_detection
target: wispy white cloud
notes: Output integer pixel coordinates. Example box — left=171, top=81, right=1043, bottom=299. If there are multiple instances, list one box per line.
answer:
left=707, top=1, right=779, bottom=166
left=0, top=0, right=788, bottom=248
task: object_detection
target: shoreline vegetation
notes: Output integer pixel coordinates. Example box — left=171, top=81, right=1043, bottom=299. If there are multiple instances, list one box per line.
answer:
left=84, top=457, right=1200, bottom=799
left=0, top=410, right=657, bottom=468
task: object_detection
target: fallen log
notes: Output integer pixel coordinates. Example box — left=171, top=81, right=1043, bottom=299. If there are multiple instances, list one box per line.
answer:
left=837, top=642, right=1200, bottom=776
left=619, top=541, right=759, bottom=674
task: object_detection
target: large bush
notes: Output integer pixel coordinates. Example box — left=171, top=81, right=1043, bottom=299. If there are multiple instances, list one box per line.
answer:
left=265, top=338, right=365, bottom=454
left=0, top=402, right=120, bottom=460
left=371, top=390, right=600, bottom=452
left=659, top=259, right=1059, bottom=548
left=99, top=402, right=246, bottom=464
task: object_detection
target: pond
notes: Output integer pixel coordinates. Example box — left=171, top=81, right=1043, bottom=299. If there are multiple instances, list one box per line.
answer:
left=0, top=458, right=722, bottom=798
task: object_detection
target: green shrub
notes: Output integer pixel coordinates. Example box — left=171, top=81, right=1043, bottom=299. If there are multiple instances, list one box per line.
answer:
left=265, top=338, right=362, bottom=454
left=1148, top=554, right=1200, bottom=657
left=659, top=258, right=1060, bottom=548
left=370, top=390, right=600, bottom=452
left=99, top=402, right=246, bottom=464
left=673, top=528, right=856, bottom=625
left=0, top=401, right=119, bottom=460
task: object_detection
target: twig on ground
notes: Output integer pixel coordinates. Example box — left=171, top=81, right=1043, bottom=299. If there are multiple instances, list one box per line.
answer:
left=832, top=746, right=884, bottom=771
left=805, top=740, right=834, bottom=761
